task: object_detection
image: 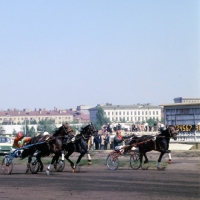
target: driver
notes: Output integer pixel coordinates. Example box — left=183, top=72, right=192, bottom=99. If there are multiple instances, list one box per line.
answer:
left=12, top=132, right=32, bottom=156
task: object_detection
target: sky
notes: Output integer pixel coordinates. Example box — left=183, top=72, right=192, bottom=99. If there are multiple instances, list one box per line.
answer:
left=0, top=1, right=199, bottom=110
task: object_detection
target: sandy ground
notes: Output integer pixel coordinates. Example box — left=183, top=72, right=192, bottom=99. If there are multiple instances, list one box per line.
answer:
left=0, top=150, right=199, bottom=200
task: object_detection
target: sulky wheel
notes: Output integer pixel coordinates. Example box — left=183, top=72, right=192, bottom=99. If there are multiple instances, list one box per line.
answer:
left=54, top=159, right=65, bottom=172
left=30, top=158, right=40, bottom=174
left=130, top=152, right=141, bottom=170
left=2, top=157, right=13, bottom=175
left=106, top=153, right=119, bottom=170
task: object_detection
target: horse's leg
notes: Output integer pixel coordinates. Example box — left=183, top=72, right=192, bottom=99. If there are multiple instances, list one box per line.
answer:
left=143, top=153, right=149, bottom=164
left=87, top=151, right=92, bottom=165
left=26, top=156, right=32, bottom=173
left=36, top=154, right=44, bottom=172
left=64, top=151, right=75, bottom=172
left=73, top=152, right=85, bottom=172
left=140, top=153, right=144, bottom=170
left=141, top=153, right=148, bottom=170
left=168, top=152, right=172, bottom=164
left=76, top=152, right=85, bottom=166
left=46, top=154, right=58, bottom=175
left=53, top=151, right=64, bottom=170
left=157, top=152, right=165, bottom=170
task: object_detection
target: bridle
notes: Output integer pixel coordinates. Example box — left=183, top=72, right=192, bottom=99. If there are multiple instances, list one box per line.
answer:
left=62, top=124, right=73, bottom=135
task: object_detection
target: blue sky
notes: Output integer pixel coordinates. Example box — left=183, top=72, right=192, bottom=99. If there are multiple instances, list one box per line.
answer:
left=0, top=1, right=199, bottom=110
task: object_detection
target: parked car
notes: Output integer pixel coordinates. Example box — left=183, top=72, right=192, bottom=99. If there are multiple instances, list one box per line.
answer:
left=0, top=136, right=12, bottom=155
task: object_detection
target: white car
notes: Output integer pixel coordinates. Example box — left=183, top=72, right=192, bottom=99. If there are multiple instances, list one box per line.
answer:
left=0, top=136, right=12, bottom=155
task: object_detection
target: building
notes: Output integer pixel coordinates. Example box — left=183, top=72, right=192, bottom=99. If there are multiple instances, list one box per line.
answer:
left=173, top=97, right=200, bottom=103
left=89, top=103, right=162, bottom=124
left=160, top=97, right=200, bottom=142
left=0, top=108, right=74, bottom=125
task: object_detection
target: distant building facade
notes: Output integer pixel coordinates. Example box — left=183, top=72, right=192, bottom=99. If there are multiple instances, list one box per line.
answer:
left=160, top=97, right=200, bottom=142
left=0, top=107, right=91, bottom=125
left=89, top=103, right=162, bottom=123
left=173, top=97, right=200, bottom=103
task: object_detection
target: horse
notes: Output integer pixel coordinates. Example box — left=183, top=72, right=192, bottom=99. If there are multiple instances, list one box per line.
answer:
left=21, top=123, right=73, bottom=173
left=47, top=123, right=98, bottom=174
left=125, top=125, right=178, bottom=170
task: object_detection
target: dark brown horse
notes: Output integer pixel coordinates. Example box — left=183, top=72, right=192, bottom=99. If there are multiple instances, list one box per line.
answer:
left=21, top=123, right=73, bottom=173
left=126, top=125, right=178, bottom=170
left=45, top=123, right=98, bottom=174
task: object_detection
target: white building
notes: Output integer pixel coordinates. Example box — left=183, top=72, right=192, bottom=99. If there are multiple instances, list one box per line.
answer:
left=89, top=103, right=162, bottom=123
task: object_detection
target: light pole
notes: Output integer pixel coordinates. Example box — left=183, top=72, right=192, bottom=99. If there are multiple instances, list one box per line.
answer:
left=24, top=119, right=26, bottom=136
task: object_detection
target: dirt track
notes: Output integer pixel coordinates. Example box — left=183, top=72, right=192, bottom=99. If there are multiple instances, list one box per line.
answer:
left=0, top=150, right=199, bottom=200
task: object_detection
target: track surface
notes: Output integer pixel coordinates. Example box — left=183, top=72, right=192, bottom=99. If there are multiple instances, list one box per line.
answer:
left=0, top=151, right=199, bottom=200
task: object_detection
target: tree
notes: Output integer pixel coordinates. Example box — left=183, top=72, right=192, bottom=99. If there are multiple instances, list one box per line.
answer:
left=93, top=107, right=110, bottom=130
left=22, top=125, right=36, bottom=137
left=37, top=119, right=57, bottom=133
left=146, top=118, right=156, bottom=126
left=12, top=129, right=17, bottom=136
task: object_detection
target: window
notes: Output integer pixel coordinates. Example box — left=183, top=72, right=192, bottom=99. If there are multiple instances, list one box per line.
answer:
left=138, top=117, right=140, bottom=121
left=119, top=112, right=121, bottom=115
left=116, top=112, right=118, bottom=115
left=138, top=111, right=140, bottom=115
left=108, top=112, right=110, bottom=115
left=156, top=111, right=158, bottom=115
left=149, top=111, right=151, bottom=115
left=123, top=111, right=125, bottom=115
left=127, top=117, right=129, bottom=121
left=127, top=112, right=129, bottom=115
left=142, top=111, right=144, bottom=115
left=145, top=111, right=147, bottom=115
left=153, top=111, right=155, bottom=115
left=135, top=111, right=137, bottom=115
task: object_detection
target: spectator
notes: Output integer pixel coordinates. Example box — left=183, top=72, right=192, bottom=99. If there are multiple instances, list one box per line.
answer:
left=154, top=122, right=158, bottom=132
left=94, top=133, right=101, bottom=150
left=89, top=135, right=94, bottom=150
left=116, top=123, right=121, bottom=131
left=100, top=133, right=105, bottom=150
left=104, top=133, right=109, bottom=150
left=131, top=124, right=135, bottom=132
left=107, top=123, right=112, bottom=133
left=109, top=133, right=115, bottom=149
left=144, top=122, right=148, bottom=132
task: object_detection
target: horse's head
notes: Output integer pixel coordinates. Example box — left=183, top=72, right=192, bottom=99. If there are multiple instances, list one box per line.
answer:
left=167, top=125, right=178, bottom=140
left=53, top=123, right=74, bottom=137
left=81, top=123, right=98, bottom=139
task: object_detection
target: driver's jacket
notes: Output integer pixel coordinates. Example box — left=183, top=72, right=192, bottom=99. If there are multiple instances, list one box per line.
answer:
left=12, top=137, right=32, bottom=149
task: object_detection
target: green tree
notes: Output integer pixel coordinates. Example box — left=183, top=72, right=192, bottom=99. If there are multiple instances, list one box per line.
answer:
left=146, top=118, right=156, bottom=126
left=37, top=120, right=56, bottom=133
left=93, top=107, right=110, bottom=130
left=12, top=129, right=17, bottom=136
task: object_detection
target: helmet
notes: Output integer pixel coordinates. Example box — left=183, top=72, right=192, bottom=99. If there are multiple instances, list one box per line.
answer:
left=16, top=132, right=23, bottom=139
left=43, top=132, right=49, bottom=136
